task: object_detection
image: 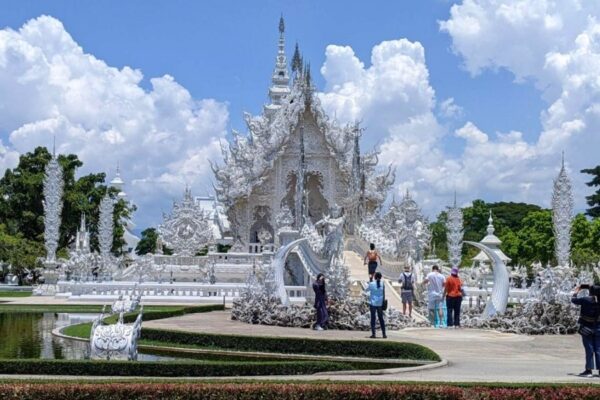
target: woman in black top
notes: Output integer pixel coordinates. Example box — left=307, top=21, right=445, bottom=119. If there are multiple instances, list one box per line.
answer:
left=312, top=273, right=329, bottom=331
left=571, top=284, right=600, bottom=377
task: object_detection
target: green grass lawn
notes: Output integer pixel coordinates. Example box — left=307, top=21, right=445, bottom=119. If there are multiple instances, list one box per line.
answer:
left=0, top=291, right=32, bottom=297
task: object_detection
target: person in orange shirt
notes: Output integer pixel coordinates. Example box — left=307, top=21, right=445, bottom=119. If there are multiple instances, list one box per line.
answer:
left=444, top=267, right=464, bottom=328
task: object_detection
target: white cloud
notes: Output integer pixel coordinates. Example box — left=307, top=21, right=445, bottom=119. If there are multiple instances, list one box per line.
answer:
left=440, top=0, right=600, bottom=210
left=439, top=97, right=465, bottom=119
left=0, top=16, right=228, bottom=229
left=455, top=121, right=487, bottom=143
left=317, top=2, right=600, bottom=217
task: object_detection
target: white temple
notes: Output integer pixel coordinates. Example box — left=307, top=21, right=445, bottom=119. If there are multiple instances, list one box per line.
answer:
left=212, top=16, right=394, bottom=252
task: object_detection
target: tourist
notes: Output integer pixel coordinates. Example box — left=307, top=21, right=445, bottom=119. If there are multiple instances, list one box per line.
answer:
left=367, top=271, right=387, bottom=338
left=444, top=267, right=464, bottom=328
left=312, top=273, right=329, bottom=331
left=423, top=265, right=445, bottom=327
left=398, top=265, right=415, bottom=318
left=571, top=284, right=600, bottom=377
left=364, top=243, right=382, bottom=281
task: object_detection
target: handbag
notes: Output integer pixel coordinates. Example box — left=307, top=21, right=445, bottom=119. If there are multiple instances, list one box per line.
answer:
left=382, top=285, right=388, bottom=311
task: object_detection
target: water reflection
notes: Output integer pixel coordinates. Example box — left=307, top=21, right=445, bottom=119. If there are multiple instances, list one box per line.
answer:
left=0, top=313, right=177, bottom=361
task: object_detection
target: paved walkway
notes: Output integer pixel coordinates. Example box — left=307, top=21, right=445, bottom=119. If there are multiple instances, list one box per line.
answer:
left=145, top=310, right=599, bottom=383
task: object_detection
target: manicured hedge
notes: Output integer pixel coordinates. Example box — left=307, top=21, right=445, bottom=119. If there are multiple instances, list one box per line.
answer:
left=0, top=359, right=358, bottom=377
left=141, top=329, right=441, bottom=361
left=1, top=383, right=599, bottom=400
left=113, top=304, right=224, bottom=324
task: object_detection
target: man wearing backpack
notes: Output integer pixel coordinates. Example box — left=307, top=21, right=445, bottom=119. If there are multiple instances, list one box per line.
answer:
left=399, top=265, right=415, bottom=318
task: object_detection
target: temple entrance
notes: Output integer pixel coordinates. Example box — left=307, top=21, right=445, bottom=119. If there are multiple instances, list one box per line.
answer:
left=306, top=172, right=328, bottom=224
left=249, top=206, right=274, bottom=244
left=280, top=171, right=329, bottom=226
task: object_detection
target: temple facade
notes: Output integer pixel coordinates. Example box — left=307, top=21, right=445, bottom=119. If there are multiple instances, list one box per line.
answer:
left=213, top=17, right=394, bottom=250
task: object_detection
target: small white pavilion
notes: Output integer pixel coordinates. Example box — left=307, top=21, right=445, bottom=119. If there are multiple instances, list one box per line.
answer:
left=472, top=211, right=511, bottom=266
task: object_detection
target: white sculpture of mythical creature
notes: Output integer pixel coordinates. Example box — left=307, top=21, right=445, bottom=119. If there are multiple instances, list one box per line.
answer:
left=465, top=241, right=509, bottom=318
left=315, top=205, right=345, bottom=261
left=90, top=306, right=143, bottom=361
left=111, top=289, right=142, bottom=314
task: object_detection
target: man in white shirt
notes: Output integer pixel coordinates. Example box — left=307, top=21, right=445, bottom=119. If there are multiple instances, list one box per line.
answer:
left=423, top=265, right=446, bottom=326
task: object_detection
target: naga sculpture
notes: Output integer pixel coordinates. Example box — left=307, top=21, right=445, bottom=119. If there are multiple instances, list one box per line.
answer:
left=465, top=241, right=509, bottom=318
left=111, top=291, right=142, bottom=314
left=271, top=238, right=308, bottom=306
left=90, top=306, right=143, bottom=361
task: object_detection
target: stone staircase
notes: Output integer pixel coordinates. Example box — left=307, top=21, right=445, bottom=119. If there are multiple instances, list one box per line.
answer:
left=343, top=249, right=428, bottom=323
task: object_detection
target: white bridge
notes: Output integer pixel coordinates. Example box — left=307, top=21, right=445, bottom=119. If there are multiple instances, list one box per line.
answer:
left=56, top=280, right=307, bottom=304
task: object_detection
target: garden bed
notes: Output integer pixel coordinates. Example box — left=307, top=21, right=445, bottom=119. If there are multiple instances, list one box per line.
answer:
left=0, top=382, right=599, bottom=399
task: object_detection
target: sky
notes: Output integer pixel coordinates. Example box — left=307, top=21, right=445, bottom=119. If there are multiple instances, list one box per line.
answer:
left=0, top=0, right=598, bottom=231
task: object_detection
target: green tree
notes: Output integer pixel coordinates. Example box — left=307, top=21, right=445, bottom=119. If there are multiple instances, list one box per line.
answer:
left=429, top=210, right=448, bottom=261
left=581, top=165, right=600, bottom=218
left=569, top=213, right=600, bottom=267
left=516, top=210, right=554, bottom=265
left=135, top=228, right=158, bottom=256
left=0, top=146, right=135, bottom=266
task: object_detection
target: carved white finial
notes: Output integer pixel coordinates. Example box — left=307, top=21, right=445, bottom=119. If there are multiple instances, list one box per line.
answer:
left=487, top=211, right=495, bottom=236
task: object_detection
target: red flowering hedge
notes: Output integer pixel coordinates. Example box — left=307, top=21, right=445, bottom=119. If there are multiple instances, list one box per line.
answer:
left=1, top=383, right=599, bottom=400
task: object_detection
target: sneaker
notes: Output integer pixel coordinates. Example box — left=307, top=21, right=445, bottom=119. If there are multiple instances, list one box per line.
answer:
left=369, top=335, right=376, bottom=339
left=382, top=334, right=387, bottom=339
left=577, top=370, right=593, bottom=377
left=315, top=326, right=324, bottom=331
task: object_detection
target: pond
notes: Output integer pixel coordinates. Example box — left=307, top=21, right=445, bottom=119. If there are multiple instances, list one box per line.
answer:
left=0, top=312, right=179, bottom=361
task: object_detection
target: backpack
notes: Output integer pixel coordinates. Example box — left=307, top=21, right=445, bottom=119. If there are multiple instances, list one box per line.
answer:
left=401, top=272, right=413, bottom=291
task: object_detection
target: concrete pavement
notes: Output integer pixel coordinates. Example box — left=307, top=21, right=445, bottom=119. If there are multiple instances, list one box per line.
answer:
left=144, top=310, right=599, bottom=383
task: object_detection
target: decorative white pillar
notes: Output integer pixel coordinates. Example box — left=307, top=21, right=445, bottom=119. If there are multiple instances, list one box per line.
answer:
left=552, top=155, right=574, bottom=267
left=43, top=155, right=64, bottom=262
left=446, top=194, right=464, bottom=268
left=98, top=194, right=115, bottom=258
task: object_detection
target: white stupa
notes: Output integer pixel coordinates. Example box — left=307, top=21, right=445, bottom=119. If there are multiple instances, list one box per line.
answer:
left=472, top=211, right=511, bottom=265
left=110, top=165, right=140, bottom=258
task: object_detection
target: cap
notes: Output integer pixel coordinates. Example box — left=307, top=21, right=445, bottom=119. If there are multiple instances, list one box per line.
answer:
left=451, top=267, right=459, bottom=276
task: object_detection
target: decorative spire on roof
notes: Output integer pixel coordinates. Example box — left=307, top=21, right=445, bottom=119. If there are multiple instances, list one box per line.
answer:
left=110, top=162, right=126, bottom=199
left=265, top=15, right=290, bottom=115
left=291, top=42, right=302, bottom=75
left=487, top=210, right=495, bottom=236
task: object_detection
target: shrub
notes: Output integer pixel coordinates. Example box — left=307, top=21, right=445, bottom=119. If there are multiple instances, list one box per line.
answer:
left=140, top=329, right=441, bottom=361
left=0, top=359, right=357, bottom=377
left=1, top=383, right=599, bottom=400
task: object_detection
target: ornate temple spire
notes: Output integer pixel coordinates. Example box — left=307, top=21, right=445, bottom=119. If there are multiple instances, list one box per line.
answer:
left=43, top=151, right=64, bottom=262
left=552, top=153, right=574, bottom=267
left=75, top=213, right=90, bottom=254
left=264, top=15, right=290, bottom=116
left=446, top=192, right=464, bottom=268
left=98, top=194, right=115, bottom=258
left=110, top=162, right=126, bottom=200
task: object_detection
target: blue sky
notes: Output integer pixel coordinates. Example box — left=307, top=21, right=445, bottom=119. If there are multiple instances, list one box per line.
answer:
left=1, top=0, right=543, bottom=142
left=0, top=0, right=597, bottom=228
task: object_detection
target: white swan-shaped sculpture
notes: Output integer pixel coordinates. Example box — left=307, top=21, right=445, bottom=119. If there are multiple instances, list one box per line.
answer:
left=464, top=241, right=509, bottom=318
